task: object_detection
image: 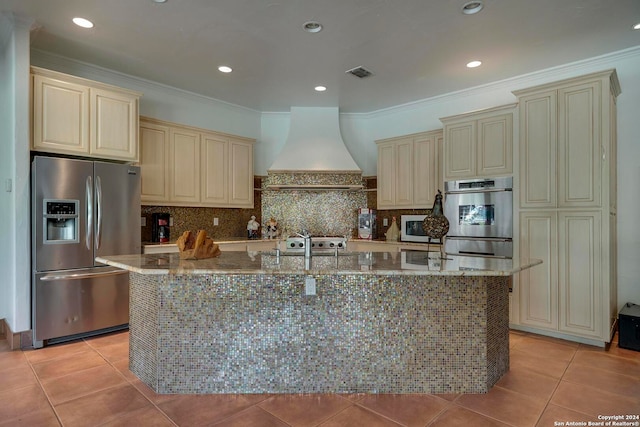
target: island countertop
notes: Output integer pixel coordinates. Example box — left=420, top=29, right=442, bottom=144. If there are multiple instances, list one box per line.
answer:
left=97, top=250, right=541, bottom=276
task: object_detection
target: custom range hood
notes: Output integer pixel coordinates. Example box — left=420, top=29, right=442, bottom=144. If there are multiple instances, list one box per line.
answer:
left=266, top=107, right=363, bottom=190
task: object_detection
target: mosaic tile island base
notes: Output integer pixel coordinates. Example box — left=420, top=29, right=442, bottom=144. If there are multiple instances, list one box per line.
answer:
left=97, top=251, right=541, bottom=394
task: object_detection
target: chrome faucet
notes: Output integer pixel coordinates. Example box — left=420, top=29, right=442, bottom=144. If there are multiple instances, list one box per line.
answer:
left=295, top=231, right=312, bottom=259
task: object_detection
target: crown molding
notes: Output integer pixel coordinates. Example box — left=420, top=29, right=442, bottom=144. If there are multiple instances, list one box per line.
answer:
left=358, top=45, right=640, bottom=120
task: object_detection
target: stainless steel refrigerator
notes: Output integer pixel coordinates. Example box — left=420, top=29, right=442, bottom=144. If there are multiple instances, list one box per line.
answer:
left=31, top=156, right=141, bottom=348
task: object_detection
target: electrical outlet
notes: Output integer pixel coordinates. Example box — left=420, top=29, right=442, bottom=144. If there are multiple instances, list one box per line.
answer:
left=169, top=216, right=174, bottom=227
left=305, top=276, right=316, bottom=296
left=140, top=217, right=146, bottom=227
left=214, top=217, right=219, bottom=226
left=383, top=218, right=389, bottom=227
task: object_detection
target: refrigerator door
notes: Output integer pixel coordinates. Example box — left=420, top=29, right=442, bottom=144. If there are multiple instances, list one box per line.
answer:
left=32, top=266, right=130, bottom=346
left=93, top=162, right=141, bottom=262
left=32, top=156, right=94, bottom=271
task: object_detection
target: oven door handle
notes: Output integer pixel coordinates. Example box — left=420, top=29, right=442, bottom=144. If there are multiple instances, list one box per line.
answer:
left=445, top=188, right=512, bottom=195
left=446, top=236, right=512, bottom=242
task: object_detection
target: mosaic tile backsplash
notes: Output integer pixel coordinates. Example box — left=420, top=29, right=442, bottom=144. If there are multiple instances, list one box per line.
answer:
left=141, top=175, right=433, bottom=242
left=261, top=172, right=367, bottom=238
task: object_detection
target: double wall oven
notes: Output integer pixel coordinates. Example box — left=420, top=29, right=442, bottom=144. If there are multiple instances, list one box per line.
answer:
left=444, top=176, right=513, bottom=258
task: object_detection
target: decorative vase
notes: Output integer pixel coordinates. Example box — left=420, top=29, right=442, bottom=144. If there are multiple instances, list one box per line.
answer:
left=422, top=190, right=449, bottom=242
left=385, top=216, right=400, bottom=242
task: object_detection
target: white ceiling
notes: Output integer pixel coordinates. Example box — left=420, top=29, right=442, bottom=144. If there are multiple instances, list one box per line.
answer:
left=2, top=0, right=639, bottom=113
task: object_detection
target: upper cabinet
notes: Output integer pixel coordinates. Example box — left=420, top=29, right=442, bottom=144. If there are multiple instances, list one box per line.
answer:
left=376, top=129, right=443, bottom=210
left=139, top=117, right=255, bottom=208
left=440, top=104, right=515, bottom=180
left=31, top=67, right=141, bottom=162
left=515, top=76, right=618, bottom=209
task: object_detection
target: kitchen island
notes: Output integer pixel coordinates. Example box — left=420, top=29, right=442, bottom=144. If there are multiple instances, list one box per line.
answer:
left=97, top=250, right=541, bottom=395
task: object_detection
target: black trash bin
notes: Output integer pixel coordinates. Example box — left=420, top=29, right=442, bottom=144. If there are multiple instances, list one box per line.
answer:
left=618, top=302, right=640, bottom=351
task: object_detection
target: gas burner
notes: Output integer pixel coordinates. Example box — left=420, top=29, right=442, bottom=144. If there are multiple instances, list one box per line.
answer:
left=285, top=236, right=347, bottom=253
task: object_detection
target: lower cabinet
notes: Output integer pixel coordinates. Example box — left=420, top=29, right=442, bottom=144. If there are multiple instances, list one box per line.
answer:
left=519, top=210, right=609, bottom=341
left=519, top=212, right=558, bottom=330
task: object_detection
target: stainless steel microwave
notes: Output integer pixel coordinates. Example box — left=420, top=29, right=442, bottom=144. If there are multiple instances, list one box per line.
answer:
left=400, top=215, right=429, bottom=243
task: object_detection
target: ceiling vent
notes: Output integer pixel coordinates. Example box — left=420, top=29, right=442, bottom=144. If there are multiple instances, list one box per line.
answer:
left=345, top=66, right=374, bottom=79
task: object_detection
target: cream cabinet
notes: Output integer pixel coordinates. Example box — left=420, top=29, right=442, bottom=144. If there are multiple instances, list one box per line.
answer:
left=376, top=130, right=442, bottom=209
left=201, top=133, right=228, bottom=205
left=440, top=104, right=515, bottom=180
left=519, top=211, right=559, bottom=330
left=139, top=122, right=170, bottom=203
left=513, top=69, right=620, bottom=345
left=170, top=127, right=201, bottom=204
left=228, top=140, right=254, bottom=207
left=139, top=117, right=255, bottom=208
left=201, top=135, right=254, bottom=207
left=31, top=66, right=140, bottom=161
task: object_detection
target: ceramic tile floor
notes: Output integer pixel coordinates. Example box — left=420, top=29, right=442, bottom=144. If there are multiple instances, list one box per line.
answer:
left=1, top=330, right=639, bottom=427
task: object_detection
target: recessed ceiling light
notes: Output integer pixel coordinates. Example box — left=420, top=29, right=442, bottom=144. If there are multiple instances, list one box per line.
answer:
left=634, top=23, right=640, bottom=30
left=218, top=66, right=232, bottom=73
left=303, top=21, right=323, bottom=33
left=152, top=0, right=167, bottom=3
left=72, top=17, right=94, bottom=28
left=314, top=86, right=327, bottom=92
left=462, top=1, right=484, bottom=15
left=466, top=60, right=482, bottom=68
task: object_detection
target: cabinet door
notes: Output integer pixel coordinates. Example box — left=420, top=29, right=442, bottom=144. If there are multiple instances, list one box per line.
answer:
left=91, top=88, right=139, bottom=161
left=228, top=140, right=254, bottom=207
left=519, top=91, right=557, bottom=208
left=377, top=142, right=396, bottom=209
left=139, top=122, right=170, bottom=203
left=413, top=133, right=441, bottom=207
left=32, top=75, right=89, bottom=154
left=169, top=128, right=200, bottom=203
left=477, top=113, right=512, bottom=177
left=395, top=139, right=413, bottom=206
left=558, top=81, right=601, bottom=208
left=201, top=133, right=228, bottom=205
left=558, top=211, right=602, bottom=338
left=444, top=121, right=475, bottom=179
left=519, top=211, right=558, bottom=330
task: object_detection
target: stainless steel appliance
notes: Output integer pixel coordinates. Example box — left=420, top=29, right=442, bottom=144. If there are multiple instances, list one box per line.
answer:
left=444, top=176, right=513, bottom=258
left=151, top=212, right=170, bottom=243
left=31, top=156, right=141, bottom=348
left=400, top=214, right=428, bottom=243
left=357, top=208, right=377, bottom=240
left=285, top=235, right=348, bottom=253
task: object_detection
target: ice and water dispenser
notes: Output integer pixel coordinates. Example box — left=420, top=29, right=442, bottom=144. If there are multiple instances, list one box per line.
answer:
left=43, top=199, right=79, bottom=243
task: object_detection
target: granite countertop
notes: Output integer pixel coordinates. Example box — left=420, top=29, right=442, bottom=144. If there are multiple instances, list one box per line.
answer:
left=97, top=250, right=541, bottom=277
left=142, top=238, right=439, bottom=249
left=142, top=237, right=265, bottom=247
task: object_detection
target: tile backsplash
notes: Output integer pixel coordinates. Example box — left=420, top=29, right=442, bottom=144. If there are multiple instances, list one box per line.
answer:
left=261, top=172, right=367, bottom=237
left=140, top=175, right=433, bottom=242
left=140, top=178, right=262, bottom=242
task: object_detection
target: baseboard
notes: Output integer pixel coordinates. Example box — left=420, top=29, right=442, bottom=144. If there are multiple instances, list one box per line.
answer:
left=1, top=319, right=33, bottom=351
left=509, top=324, right=607, bottom=348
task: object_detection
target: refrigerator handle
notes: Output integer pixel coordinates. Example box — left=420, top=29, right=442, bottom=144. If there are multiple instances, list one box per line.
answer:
left=96, top=175, right=102, bottom=250
left=86, top=175, right=93, bottom=251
